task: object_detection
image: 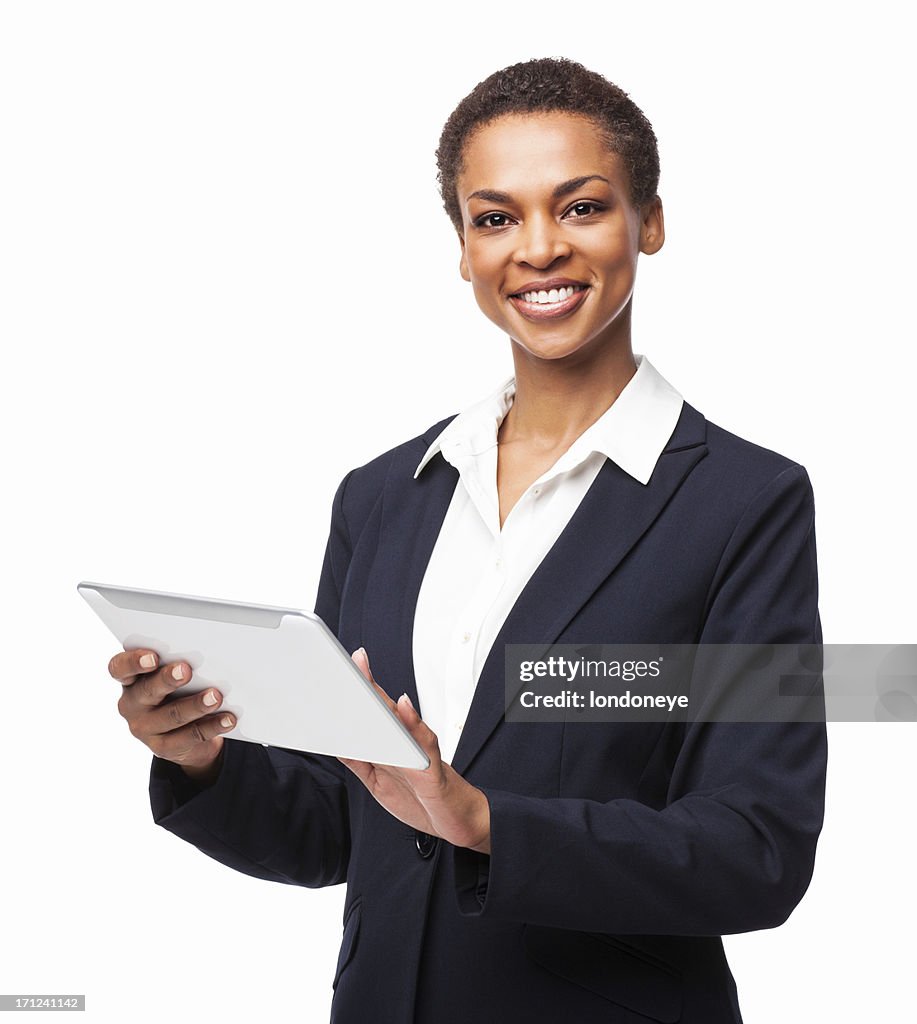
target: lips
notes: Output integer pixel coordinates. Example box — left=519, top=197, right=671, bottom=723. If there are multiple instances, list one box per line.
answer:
left=508, top=281, right=590, bottom=321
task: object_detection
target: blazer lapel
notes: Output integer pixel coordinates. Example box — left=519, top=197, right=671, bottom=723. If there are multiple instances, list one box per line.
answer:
left=367, top=422, right=460, bottom=712
left=450, top=402, right=708, bottom=775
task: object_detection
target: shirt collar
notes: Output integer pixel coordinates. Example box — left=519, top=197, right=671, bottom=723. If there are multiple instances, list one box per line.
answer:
left=413, top=355, right=684, bottom=486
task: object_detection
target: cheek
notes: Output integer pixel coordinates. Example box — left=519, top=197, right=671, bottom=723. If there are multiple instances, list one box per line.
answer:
left=469, top=278, right=502, bottom=318
left=465, top=251, right=502, bottom=297
left=599, top=236, right=635, bottom=266
left=599, top=251, right=639, bottom=298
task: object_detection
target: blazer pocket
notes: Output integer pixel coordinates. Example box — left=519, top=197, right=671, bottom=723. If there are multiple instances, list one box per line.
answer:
left=332, top=897, right=362, bottom=991
left=523, top=925, right=682, bottom=1023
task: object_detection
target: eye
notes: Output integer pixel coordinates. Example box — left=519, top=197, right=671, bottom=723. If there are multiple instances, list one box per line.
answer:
left=563, top=201, right=605, bottom=219
left=473, top=212, right=515, bottom=230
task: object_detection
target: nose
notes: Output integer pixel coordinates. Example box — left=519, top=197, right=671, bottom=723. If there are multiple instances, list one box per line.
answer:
left=512, top=213, right=571, bottom=269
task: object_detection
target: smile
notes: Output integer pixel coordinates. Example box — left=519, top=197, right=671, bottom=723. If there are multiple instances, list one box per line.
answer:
left=508, top=283, right=589, bottom=321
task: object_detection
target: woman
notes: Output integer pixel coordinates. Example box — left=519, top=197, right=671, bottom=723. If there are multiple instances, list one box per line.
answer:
left=109, top=58, right=826, bottom=1022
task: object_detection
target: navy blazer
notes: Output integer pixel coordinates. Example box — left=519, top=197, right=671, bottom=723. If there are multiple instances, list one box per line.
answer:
left=151, top=400, right=826, bottom=1024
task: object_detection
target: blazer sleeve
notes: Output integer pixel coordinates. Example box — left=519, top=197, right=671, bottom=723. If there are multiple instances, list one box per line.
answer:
left=147, top=471, right=356, bottom=888
left=453, top=464, right=827, bottom=936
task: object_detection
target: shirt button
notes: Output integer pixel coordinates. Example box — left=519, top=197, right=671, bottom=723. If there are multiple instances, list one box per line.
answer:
left=495, top=558, right=503, bottom=569
left=461, top=631, right=471, bottom=643
left=533, top=487, right=541, bottom=495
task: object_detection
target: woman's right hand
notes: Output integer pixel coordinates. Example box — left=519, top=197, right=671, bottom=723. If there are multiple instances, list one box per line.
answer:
left=108, top=649, right=236, bottom=787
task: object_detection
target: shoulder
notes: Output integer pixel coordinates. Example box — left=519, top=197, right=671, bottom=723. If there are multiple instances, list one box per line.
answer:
left=670, top=402, right=815, bottom=522
left=675, top=400, right=802, bottom=473
left=333, top=412, right=459, bottom=530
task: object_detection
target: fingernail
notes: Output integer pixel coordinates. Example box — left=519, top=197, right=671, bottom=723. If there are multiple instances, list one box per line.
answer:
left=140, top=653, right=156, bottom=669
left=172, top=665, right=185, bottom=681
left=221, top=715, right=233, bottom=728
left=203, top=690, right=218, bottom=707
left=400, top=692, right=414, bottom=710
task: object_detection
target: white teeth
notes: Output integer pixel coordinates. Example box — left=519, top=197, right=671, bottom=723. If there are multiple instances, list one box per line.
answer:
left=519, top=285, right=579, bottom=304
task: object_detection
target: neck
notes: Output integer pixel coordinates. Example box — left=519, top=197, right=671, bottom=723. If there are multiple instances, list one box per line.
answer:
left=499, top=335, right=638, bottom=451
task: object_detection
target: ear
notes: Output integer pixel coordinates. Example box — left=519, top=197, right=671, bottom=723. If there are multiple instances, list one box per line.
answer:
left=458, top=232, right=471, bottom=282
left=639, top=196, right=665, bottom=256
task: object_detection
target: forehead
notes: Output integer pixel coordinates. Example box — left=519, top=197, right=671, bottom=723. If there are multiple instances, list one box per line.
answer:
left=458, top=111, right=629, bottom=197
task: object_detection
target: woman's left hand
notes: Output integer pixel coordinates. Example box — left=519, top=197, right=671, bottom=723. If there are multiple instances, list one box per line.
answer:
left=337, top=648, right=491, bottom=854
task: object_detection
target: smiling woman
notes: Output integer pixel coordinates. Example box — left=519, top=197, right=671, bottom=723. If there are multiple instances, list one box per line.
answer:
left=111, top=57, right=827, bottom=1023
left=457, top=111, right=662, bottom=373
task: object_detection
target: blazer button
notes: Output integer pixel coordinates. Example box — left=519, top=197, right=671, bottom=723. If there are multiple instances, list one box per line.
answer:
left=414, top=831, right=438, bottom=859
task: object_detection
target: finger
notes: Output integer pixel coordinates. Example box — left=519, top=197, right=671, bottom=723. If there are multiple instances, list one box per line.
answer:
left=338, top=756, right=417, bottom=803
left=396, top=692, right=419, bottom=719
left=150, top=712, right=237, bottom=763
left=108, top=648, right=159, bottom=684
left=337, top=756, right=376, bottom=788
left=394, top=694, right=441, bottom=767
left=351, top=648, right=399, bottom=715
left=141, top=686, right=226, bottom=737
left=351, top=647, right=373, bottom=679
left=118, top=660, right=195, bottom=715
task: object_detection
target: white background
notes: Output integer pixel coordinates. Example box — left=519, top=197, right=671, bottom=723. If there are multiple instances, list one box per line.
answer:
left=1, top=2, right=913, bottom=1020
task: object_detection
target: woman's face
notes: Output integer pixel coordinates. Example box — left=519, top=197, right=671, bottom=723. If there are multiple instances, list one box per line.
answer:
left=456, top=111, right=663, bottom=364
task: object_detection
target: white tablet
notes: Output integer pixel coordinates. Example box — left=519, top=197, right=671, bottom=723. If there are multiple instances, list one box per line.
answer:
left=79, top=581, right=429, bottom=770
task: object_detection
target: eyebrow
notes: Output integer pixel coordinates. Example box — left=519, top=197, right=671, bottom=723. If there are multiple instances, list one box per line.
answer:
left=465, top=175, right=610, bottom=204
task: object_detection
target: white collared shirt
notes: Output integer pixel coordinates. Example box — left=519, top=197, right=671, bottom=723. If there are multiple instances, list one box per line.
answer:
left=411, top=354, right=684, bottom=763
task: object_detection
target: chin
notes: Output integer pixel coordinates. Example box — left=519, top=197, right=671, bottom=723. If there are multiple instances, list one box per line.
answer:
left=512, top=337, right=589, bottom=362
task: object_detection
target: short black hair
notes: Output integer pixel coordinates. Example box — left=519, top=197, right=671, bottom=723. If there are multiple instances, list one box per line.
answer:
left=436, top=57, right=660, bottom=232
